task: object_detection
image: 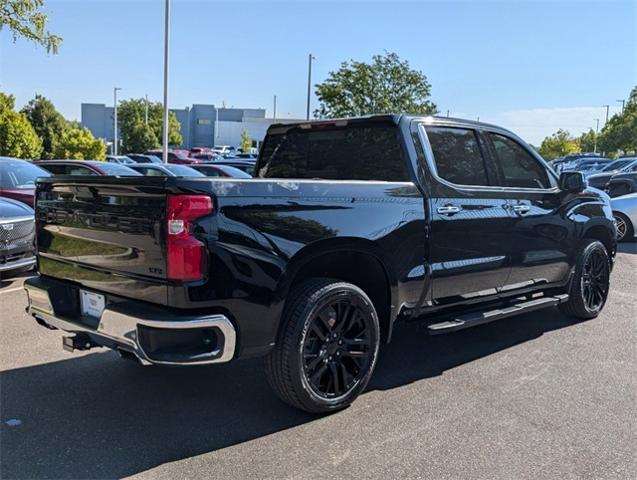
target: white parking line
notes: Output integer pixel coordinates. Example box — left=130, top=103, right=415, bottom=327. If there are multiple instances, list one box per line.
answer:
left=0, top=286, right=25, bottom=295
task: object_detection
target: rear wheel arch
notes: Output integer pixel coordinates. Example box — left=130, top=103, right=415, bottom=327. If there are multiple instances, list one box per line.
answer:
left=276, top=238, right=398, bottom=343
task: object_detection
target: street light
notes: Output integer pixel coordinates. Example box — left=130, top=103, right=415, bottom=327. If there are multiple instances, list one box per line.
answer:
left=161, top=0, right=171, bottom=164
left=593, top=118, right=600, bottom=153
left=616, top=99, right=625, bottom=114
left=113, top=87, right=122, bottom=155
left=602, top=104, right=610, bottom=124
left=306, top=54, right=315, bottom=120
left=273, top=94, right=278, bottom=123
left=145, top=94, right=149, bottom=125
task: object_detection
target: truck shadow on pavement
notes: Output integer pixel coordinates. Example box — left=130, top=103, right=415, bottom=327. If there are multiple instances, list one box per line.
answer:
left=0, top=307, right=580, bottom=479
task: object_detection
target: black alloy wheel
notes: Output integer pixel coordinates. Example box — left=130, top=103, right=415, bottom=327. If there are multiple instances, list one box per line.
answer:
left=301, top=296, right=374, bottom=400
left=560, top=239, right=611, bottom=319
left=580, top=247, right=610, bottom=312
left=265, top=278, right=380, bottom=413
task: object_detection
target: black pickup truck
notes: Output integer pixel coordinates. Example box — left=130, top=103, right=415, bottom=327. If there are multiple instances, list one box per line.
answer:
left=25, top=115, right=616, bottom=413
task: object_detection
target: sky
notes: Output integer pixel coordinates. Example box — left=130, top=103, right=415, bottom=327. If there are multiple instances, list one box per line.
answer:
left=1, top=0, right=636, bottom=145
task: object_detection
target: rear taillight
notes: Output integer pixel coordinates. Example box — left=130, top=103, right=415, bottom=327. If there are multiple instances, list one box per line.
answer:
left=166, top=194, right=213, bottom=281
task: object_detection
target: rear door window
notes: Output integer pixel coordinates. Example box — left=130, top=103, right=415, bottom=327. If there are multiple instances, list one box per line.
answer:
left=425, top=127, right=490, bottom=186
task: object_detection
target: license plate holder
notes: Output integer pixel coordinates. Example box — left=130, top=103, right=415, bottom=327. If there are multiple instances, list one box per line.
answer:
left=80, top=290, right=105, bottom=319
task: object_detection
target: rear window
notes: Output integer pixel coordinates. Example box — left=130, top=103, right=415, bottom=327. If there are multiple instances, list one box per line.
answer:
left=257, top=123, right=410, bottom=181
left=0, top=159, right=50, bottom=188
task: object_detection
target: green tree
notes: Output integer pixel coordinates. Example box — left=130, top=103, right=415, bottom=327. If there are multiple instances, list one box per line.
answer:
left=577, top=128, right=597, bottom=153
left=315, top=51, right=437, bottom=118
left=124, top=121, right=158, bottom=153
left=539, top=129, right=580, bottom=160
left=53, top=126, right=106, bottom=160
left=240, top=129, right=252, bottom=152
left=0, top=0, right=62, bottom=53
left=0, top=91, right=42, bottom=158
left=20, top=94, right=66, bottom=159
left=598, top=86, right=637, bottom=156
left=117, top=98, right=182, bottom=153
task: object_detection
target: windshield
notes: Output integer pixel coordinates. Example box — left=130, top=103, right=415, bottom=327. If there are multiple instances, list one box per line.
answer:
left=621, top=160, right=637, bottom=172
left=601, top=159, right=632, bottom=172
left=0, top=159, right=51, bottom=188
left=165, top=165, right=205, bottom=176
left=93, top=162, right=141, bottom=175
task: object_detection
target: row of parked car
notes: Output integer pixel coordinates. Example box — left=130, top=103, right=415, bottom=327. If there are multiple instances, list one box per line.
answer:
left=107, top=147, right=258, bottom=166
left=548, top=154, right=637, bottom=198
left=547, top=153, right=637, bottom=242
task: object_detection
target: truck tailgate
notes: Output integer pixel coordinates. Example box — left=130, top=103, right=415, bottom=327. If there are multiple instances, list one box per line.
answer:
left=35, top=176, right=170, bottom=303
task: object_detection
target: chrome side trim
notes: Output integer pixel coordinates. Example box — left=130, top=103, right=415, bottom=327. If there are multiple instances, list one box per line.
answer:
left=24, top=282, right=236, bottom=366
left=415, top=122, right=560, bottom=193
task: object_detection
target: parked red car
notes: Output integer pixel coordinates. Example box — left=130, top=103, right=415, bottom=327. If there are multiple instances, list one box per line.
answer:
left=34, top=160, right=141, bottom=176
left=145, top=150, right=203, bottom=165
left=0, top=157, right=51, bottom=207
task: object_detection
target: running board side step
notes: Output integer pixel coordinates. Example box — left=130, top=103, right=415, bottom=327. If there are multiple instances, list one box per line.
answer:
left=427, top=294, right=569, bottom=335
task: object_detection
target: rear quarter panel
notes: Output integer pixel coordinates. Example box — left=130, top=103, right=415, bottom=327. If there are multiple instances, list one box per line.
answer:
left=176, top=177, right=426, bottom=356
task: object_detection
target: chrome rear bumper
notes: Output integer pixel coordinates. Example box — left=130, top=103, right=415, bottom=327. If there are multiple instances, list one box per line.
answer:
left=24, top=277, right=236, bottom=366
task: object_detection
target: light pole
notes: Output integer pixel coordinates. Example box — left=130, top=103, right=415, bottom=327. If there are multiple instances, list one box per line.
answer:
left=113, top=87, right=122, bottom=155
left=161, top=0, right=171, bottom=163
left=273, top=95, right=277, bottom=122
left=145, top=94, right=149, bottom=125
left=593, top=118, right=600, bottom=153
left=215, top=107, right=219, bottom=144
left=306, top=54, right=315, bottom=120
left=617, top=99, right=625, bottom=114
left=602, top=104, right=610, bottom=124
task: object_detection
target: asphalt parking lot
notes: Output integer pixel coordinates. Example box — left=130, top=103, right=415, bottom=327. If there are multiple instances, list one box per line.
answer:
left=1, top=244, right=635, bottom=480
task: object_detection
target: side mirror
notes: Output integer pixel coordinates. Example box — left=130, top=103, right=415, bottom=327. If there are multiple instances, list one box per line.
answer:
left=559, top=171, right=586, bottom=193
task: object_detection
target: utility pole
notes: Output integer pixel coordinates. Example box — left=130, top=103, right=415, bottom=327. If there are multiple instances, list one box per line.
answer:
left=602, top=104, right=610, bottom=124
left=145, top=94, right=149, bottom=125
left=161, top=0, right=171, bottom=163
left=306, top=54, right=315, bottom=120
left=593, top=118, right=600, bottom=153
left=113, top=87, right=122, bottom=155
left=617, top=99, right=625, bottom=114
left=273, top=95, right=277, bottom=122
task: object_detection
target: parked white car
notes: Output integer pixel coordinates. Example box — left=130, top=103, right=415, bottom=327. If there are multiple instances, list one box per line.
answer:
left=611, top=193, right=637, bottom=242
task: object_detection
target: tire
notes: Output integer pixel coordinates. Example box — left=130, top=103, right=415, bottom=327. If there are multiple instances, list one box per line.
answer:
left=265, top=278, right=380, bottom=414
left=559, top=239, right=610, bottom=320
left=613, top=212, right=634, bottom=243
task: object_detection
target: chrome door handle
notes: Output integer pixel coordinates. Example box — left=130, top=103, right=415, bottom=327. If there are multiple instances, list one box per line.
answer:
left=437, top=205, right=461, bottom=215
left=512, top=204, right=531, bottom=214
